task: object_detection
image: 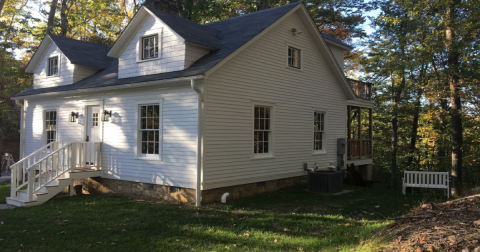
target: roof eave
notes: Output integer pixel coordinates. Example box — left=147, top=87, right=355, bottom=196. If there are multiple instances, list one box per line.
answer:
left=324, top=39, right=354, bottom=51
left=12, top=74, right=205, bottom=99
left=25, top=35, right=54, bottom=73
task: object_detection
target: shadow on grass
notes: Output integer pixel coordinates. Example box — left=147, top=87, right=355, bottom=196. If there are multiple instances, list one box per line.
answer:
left=0, top=183, right=448, bottom=252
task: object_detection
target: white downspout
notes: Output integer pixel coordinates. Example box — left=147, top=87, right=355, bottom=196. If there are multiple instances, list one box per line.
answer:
left=191, top=79, right=203, bottom=207
left=15, top=99, right=26, bottom=160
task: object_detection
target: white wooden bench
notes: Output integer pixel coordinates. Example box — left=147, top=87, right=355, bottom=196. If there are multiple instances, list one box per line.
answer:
left=402, top=171, right=449, bottom=198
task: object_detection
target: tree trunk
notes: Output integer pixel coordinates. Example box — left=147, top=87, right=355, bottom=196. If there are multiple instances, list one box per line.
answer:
left=60, top=0, right=68, bottom=36
left=445, top=0, right=462, bottom=195
left=408, top=92, right=421, bottom=165
left=391, top=15, right=408, bottom=190
left=176, top=0, right=185, bottom=18
left=47, top=0, right=59, bottom=34
left=0, top=0, right=6, bottom=16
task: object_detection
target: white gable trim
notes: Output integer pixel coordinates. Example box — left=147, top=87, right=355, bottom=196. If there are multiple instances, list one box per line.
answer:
left=107, top=6, right=184, bottom=58
left=204, top=3, right=357, bottom=100
left=25, top=35, right=56, bottom=73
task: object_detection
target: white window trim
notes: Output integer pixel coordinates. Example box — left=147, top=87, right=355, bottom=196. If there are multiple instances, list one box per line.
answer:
left=312, top=108, right=327, bottom=155
left=285, top=44, right=303, bottom=71
left=42, top=107, right=59, bottom=151
left=136, top=30, right=163, bottom=63
left=252, top=101, right=275, bottom=159
left=134, top=99, right=163, bottom=161
left=45, top=53, right=61, bottom=78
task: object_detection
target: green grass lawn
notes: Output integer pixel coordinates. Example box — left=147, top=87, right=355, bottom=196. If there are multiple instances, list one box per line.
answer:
left=0, top=182, right=447, bottom=252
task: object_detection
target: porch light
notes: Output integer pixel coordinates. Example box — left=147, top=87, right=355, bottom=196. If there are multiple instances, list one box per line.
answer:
left=69, top=112, right=79, bottom=123
left=102, top=110, right=112, bottom=122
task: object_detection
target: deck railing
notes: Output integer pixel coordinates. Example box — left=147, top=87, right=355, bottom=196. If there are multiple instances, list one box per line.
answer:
left=347, top=139, right=372, bottom=159
left=348, top=79, right=372, bottom=100
left=10, top=142, right=102, bottom=200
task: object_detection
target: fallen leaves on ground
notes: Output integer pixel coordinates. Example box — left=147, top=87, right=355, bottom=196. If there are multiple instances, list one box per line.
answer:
left=381, top=195, right=480, bottom=251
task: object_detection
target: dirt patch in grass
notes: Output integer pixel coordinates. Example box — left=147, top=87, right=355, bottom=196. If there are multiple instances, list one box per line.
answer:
left=381, top=195, right=480, bottom=252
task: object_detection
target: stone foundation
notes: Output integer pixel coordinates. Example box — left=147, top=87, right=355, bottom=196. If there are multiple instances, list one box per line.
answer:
left=74, top=178, right=196, bottom=203
left=74, top=175, right=307, bottom=204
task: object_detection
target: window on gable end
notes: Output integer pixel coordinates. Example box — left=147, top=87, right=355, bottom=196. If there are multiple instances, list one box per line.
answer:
left=142, top=35, right=159, bottom=60
left=288, top=46, right=301, bottom=69
left=47, top=56, right=59, bottom=76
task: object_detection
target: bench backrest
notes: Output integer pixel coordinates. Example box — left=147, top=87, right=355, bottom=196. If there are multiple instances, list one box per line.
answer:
left=404, top=171, right=449, bottom=186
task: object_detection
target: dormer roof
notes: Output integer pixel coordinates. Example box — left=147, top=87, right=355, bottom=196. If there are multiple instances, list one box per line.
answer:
left=107, top=5, right=223, bottom=58
left=25, top=34, right=115, bottom=73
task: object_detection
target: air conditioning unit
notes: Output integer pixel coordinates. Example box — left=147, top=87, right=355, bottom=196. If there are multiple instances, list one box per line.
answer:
left=308, top=171, right=344, bottom=193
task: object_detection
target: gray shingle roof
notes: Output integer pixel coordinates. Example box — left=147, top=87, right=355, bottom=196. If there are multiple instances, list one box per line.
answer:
left=144, top=5, right=223, bottom=49
left=48, top=34, right=116, bottom=69
left=321, top=33, right=353, bottom=49
left=15, top=2, right=349, bottom=98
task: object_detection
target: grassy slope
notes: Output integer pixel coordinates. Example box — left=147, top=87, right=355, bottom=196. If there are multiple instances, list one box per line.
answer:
left=0, top=182, right=446, bottom=252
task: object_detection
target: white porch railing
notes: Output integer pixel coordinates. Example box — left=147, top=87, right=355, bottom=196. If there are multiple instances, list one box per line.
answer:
left=10, top=142, right=102, bottom=200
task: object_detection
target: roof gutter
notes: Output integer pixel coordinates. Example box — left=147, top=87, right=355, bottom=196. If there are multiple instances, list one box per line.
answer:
left=12, top=75, right=205, bottom=100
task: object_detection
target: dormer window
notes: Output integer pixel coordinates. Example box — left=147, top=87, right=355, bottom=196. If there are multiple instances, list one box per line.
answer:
left=48, top=56, right=59, bottom=76
left=142, top=35, right=159, bottom=60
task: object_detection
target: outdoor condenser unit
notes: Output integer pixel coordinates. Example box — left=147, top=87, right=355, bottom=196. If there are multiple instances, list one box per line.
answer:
left=307, top=138, right=346, bottom=193
left=308, top=171, right=344, bottom=193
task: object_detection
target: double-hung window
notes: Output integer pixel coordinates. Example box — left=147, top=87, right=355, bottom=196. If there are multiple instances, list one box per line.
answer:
left=142, top=35, right=159, bottom=60
left=45, top=111, right=57, bottom=145
left=313, top=111, right=325, bottom=151
left=254, top=106, right=272, bottom=155
left=47, top=56, right=58, bottom=76
left=139, top=104, right=160, bottom=157
left=288, top=46, right=301, bottom=69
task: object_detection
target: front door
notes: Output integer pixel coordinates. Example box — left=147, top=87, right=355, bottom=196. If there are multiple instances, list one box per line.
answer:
left=86, top=106, right=101, bottom=165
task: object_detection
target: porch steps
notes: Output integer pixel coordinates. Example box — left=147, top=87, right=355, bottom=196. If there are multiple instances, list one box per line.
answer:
left=6, top=168, right=102, bottom=207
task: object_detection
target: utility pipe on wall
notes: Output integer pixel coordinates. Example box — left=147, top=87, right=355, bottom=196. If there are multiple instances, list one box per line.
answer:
left=191, top=79, right=203, bottom=207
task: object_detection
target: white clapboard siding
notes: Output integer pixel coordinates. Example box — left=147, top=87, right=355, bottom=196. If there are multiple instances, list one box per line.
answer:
left=118, top=14, right=186, bottom=79
left=23, top=84, right=199, bottom=188
left=33, top=43, right=74, bottom=89
left=202, top=12, right=347, bottom=190
left=185, top=44, right=211, bottom=68
left=329, top=46, right=345, bottom=71
left=73, top=65, right=99, bottom=83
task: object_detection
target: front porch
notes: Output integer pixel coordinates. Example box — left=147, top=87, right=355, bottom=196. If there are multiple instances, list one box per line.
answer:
left=6, top=141, right=103, bottom=206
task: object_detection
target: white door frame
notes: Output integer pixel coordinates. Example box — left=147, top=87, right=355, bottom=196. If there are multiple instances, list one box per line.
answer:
left=83, top=100, right=104, bottom=142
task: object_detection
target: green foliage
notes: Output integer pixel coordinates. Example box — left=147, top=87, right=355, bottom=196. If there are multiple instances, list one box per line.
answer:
left=363, top=0, right=480, bottom=188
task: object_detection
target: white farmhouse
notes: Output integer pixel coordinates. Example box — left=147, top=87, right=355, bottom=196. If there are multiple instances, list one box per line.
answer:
left=7, top=2, right=373, bottom=206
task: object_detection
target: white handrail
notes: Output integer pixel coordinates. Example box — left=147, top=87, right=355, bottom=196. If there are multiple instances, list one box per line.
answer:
left=26, top=143, right=71, bottom=171
left=10, top=141, right=102, bottom=200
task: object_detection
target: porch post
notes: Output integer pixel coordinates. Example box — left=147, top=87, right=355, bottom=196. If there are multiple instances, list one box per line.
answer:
left=347, top=106, right=351, bottom=159
left=358, top=107, right=361, bottom=158
left=369, top=108, right=373, bottom=157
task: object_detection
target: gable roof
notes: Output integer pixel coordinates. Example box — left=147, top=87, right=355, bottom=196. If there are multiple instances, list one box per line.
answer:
left=25, top=34, right=115, bottom=73
left=144, top=5, right=223, bottom=49
left=108, top=5, right=223, bottom=57
left=321, top=34, right=353, bottom=50
left=15, top=2, right=355, bottom=100
left=48, top=34, right=115, bottom=69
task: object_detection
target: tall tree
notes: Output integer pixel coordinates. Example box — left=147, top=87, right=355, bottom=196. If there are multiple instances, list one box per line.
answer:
left=46, top=0, right=58, bottom=34
left=60, top=0, right=68, bottom=36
